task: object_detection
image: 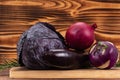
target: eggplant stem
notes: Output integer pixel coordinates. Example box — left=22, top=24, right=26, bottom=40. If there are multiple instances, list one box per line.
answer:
left=103, top=44, right=108, bottom=49
left=98, top=41, right=102, bottom=46
left=97, top=42, right=107, bottom=50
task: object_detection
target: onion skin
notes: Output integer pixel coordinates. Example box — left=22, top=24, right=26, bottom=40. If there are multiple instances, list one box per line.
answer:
left=65, top=22, right=97, bottom=51
left=89, top=41, right=119, bottom=69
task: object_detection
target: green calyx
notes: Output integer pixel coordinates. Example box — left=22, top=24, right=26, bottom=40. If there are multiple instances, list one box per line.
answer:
left=97, top=41, right=108, bottom=50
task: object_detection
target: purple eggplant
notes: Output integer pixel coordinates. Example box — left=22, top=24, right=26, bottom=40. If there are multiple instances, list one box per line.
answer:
left=43, top=49, right=91, bottom=69
left=89, top=41, right=119, bottom=69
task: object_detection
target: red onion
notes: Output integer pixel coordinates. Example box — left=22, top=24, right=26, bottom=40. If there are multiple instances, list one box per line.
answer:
left=89, top=41, right=119, bottom=69
left=65, top=22, right=97, bottom=51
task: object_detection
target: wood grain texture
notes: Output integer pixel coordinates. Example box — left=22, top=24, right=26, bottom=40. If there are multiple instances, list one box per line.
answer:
left=0, top=69, right=119, bottom=80
left=10, top=67, right=120, bottom=78
left=0, top=0, right=120, bottom=63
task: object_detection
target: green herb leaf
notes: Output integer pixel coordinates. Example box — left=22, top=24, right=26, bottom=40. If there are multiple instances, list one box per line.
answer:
left=0, top=59, right=19, bottom=71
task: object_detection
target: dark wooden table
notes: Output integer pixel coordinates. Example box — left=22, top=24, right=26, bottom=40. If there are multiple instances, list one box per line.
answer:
left=0, top=68, right=120, bottom=80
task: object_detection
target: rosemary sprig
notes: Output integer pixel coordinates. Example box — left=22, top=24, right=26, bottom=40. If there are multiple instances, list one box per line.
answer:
left=0, top=59, right=19, bottom=71
left=116, top=61, right=120, bottom=67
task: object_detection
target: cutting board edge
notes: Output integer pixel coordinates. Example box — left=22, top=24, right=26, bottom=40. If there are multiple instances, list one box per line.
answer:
left=9, top=67, right=120, bottom=79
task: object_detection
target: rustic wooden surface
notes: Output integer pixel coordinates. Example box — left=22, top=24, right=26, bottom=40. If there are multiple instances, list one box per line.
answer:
left=0, top=68, right=120, bottom=80
left=9, top=67, right=120, bottom=78
left=0, top=0, right=120, bottom=63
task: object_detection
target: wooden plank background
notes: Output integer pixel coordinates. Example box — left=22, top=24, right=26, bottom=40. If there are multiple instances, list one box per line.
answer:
left=0, top=0, right=120, bottom=63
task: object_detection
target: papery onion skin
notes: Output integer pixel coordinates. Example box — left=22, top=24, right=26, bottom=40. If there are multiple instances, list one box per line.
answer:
left=89, top=41, right=119, bottom=69
left=65, top=22, right=97, bottom=51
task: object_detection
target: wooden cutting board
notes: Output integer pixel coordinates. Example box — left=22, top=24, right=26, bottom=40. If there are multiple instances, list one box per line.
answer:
left=10, top=67, right=120, bottom=78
